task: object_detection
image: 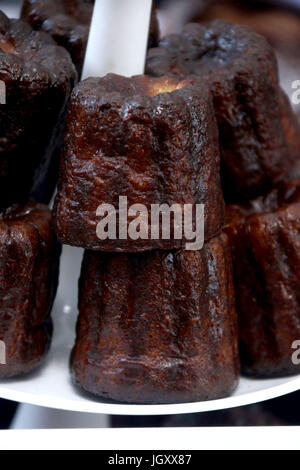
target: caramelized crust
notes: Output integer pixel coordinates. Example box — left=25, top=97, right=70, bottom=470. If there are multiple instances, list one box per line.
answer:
left=146, top=20, right=300, bottom=201
left=226, top=179, right=300, bottom=378
left=0, top=203, right=60, bottom=378
left=71, top=233, right=239, bottom=404
left=0, top=11, right=77, bottom=209
left=53, top=74, right=225, bottom=252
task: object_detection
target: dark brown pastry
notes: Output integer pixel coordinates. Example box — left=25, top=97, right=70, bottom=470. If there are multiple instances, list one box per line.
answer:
left=146, top=20, right=300, bottom=201
left=0, top=203, right=60, bottom=378
left=279, top=89, right=300, bottom=176
left=71, top=232, right=239, bottom=404
left=189, top=0, right=300, bottom=58
left=53, top=74, right=225, bottom=252
left=0, top=11, right=77, bottom=210
left=226, top=179, right=300, bottom=378
left=21, top=0, right=160, bottom=76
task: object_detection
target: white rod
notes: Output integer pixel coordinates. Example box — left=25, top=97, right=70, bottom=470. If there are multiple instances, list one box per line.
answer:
left=82, top=0, right=153, bottom=79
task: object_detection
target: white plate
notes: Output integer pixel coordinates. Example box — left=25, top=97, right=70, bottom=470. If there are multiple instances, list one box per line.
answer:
left=0, top=245, right=300, bottom=416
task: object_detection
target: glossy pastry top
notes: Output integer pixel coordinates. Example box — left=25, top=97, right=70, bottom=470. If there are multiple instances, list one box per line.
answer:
left=0, top=202, right=54, bottom=246
left=0, top=10, right=77, bottom=89
left=146, top=19, right=276, bottom=78
left=21, top=0, right=92, bottom=71
left=76, top=74, right=190, bottom=99
left=21, top=0, right=93, bottom=33
left=0, top=201, right=51, bottom=221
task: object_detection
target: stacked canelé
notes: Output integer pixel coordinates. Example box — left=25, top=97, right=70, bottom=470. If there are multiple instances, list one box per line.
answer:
left=52, top=19, right=300, bottom=403
left=0, top=11, right=76, bottom=377
left=147, top=20, right=300, bottom=379
left=53, top=74, right=240, bottom=404
left=2, top=4, right=299, bottom=398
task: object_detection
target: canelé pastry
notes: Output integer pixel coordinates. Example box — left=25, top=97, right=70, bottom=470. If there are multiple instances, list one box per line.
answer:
left=71, top=233, right=240, bottom=404
left=21, top=0, right=160, bottom=76
left=189, top=0, right=300, bottom=58
left=0, top=202, right=60, bottom=378
left=0, top=11, right=77, bottom=209
left=226, top=179, right=300, bottom=378
left=279, top=89, right=300, bottom=176
left=146, top=20, right=300, bottom=201
left=53, top=74, right=225, bottom=252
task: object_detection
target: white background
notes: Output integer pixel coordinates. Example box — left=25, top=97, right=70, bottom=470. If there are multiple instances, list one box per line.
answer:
left=1, top=427, right=300, bottom=450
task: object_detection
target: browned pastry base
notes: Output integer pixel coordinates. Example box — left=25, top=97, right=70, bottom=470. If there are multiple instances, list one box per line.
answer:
left=226, top=179, right=300, bottom=378
left=53, top=74, right=225, bottom=252
left=71, top=232, right=240, bottom=404
left=0, top=203, right=60, bottom=378
left=146, top=20, right=300, bottom=201
left=0, top=11, right=77, bottom=209
left=21, top=0, right=160, bottom=76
